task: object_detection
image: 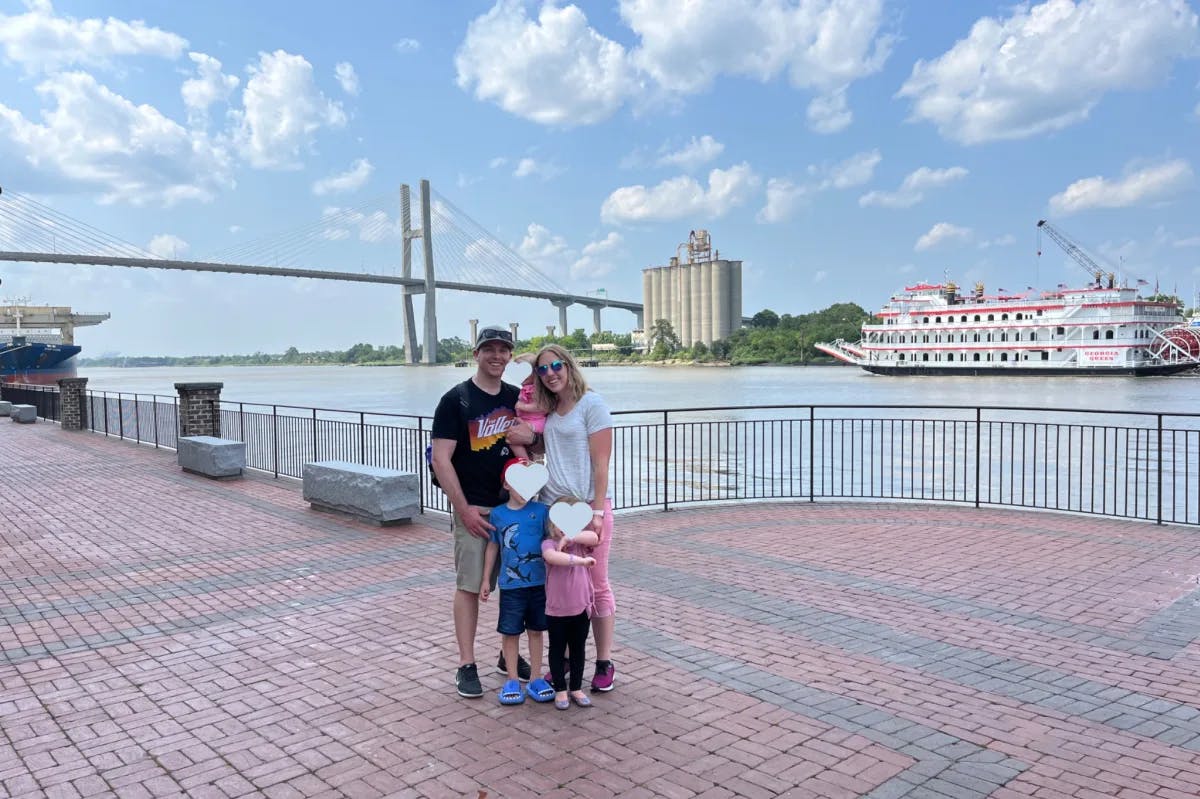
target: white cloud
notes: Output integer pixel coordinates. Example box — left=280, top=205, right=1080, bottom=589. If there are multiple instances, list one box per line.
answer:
left=1175, top=236, right=1200, bottom=247
left=601, top=163, right=760, bottom=224
left=898, top=0, right=1200, bottom=145
left=231, top=50, right=347, bottom=169
left=656, top=135, right=724, bottom=170
left=624, top=0, right=892, bottom=131
left=312, top=158, right=373, bottom=195
left=572, top=232, right=623, bottom=280
left=147, top=234, right=188, bottom=259
left=0, top=0, right=187, bottom=74
left=489, top=157, right=508, bottom=169
left=915, top=222, right=972, bottom=251
left=806, top=88, right=852, bottom=134
left=457, top=0, right=892, bottom=131
left=181, top=52, right=238, bottom=123
left=335, top=62, right=359, bottom=96
left=978, top=233, right=1016, bottom=249
left=813, top=269, right=828, bottom=283
left=320, top=206, right=398, bottom=243
left=394, top=38, right=421, bottom=53
left=1048, top=159, right=1193, bottom=214
left=456, top=1, right=634, bottom=126
left=513, top=156, right=562, bottom=180
left=625, top=0, right=891, bottom=91
left=860, top=165, right=968, bottom=208
left=758, top=150, right=879, bottom=223
left=518, top=223, right=572, bottom=266
left=0, top=71, right=232, bottom=205
left=757, top=178, right=806, bottom=224
left=820, top=149, right=881, bottom=189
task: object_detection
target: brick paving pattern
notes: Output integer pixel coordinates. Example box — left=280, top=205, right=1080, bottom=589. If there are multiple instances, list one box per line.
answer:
left=3, top=420, right=1200, bottom=798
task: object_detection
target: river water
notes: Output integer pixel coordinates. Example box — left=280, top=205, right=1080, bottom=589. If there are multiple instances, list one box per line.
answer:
left=77, top=363, right=1200, bottom=418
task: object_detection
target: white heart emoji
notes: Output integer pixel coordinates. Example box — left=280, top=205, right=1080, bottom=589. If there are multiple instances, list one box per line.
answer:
left=549, top=500, right=593, bottom=540
left=505, top=460, right=548, bottom=500
left=507, top=360, right=532, bottom=383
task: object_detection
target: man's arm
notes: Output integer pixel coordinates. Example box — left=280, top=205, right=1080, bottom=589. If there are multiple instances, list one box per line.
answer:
left=431, top=437, right=493, bottom=539
left=480, top=540, right=499, bottom=601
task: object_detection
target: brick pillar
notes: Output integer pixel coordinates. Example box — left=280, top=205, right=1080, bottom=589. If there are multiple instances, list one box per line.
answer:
left=175, top=382, right=224, bottom=437
left=57, top=377, right=89, bottom=431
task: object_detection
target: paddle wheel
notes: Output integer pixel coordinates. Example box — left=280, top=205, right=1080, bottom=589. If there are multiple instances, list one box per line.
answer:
left=1149, top=325, right=1200, bottom=364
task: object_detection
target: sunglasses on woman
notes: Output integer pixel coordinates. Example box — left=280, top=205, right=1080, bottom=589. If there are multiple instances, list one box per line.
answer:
left=536, top=360, right=565, bottom=375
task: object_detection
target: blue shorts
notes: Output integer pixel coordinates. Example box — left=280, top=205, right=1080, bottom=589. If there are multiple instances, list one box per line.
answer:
left=497, top=585, right=547, bottom=636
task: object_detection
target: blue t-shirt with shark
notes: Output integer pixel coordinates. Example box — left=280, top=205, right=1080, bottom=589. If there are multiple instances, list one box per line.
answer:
left=490, top=501, right=548, bottom=590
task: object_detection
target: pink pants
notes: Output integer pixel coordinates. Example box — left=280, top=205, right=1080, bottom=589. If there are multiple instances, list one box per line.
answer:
left=590, top=497, right=616, bottom=618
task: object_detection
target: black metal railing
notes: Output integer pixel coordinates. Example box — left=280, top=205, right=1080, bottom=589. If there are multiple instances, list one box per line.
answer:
left=8, top=382, right=1200, bottom=526
left=0, top=383, right=61, bottom=420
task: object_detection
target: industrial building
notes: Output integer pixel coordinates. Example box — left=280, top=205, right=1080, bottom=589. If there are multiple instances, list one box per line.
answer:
left=641, top=230, right=742, bottom=347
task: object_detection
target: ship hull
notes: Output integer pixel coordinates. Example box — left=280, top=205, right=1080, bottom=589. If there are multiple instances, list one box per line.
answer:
left=1, top=343, right=81, bottom=385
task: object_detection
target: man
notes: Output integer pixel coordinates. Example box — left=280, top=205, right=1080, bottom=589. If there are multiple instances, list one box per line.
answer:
left=430, top=325, right=535, bottom=698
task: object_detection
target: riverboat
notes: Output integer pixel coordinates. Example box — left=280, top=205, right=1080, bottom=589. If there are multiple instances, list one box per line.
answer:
left=815, top=281, right=1200, bottom=376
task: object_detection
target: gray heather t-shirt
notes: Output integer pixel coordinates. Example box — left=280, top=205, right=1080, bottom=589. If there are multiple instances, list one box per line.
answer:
left=543, top=391, right=613, bottom=503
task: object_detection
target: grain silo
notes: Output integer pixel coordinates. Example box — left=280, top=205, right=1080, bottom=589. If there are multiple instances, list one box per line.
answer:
left=641, top=230, right=742, bottom=348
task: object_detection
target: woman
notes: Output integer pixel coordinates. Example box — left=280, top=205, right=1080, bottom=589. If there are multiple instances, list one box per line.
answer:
left=533, top=343, right=617, bottom=692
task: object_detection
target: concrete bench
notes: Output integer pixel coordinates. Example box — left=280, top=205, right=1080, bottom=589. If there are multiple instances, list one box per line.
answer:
left=0, top=401, right=12, bottom=417
left=177, top=436, right=245, bottom=479
left=9, top=404, right=36, bottom=423
left=303, top=460, right=418, bottom=526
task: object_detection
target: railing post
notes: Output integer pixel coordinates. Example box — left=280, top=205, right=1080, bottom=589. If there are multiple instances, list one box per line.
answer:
left=153, top=398, right=159, bottom=448
left=312, top=408, right=318, bottom=461
left=975, top=407, right=982, bottom=508
left=272, top=406, right=279, bottom=478
left=359, top=412, right=366, bottom=464
left=118, top=393, right=125, bottom=439
left=418, top=416, right=426, bottom=514
left=103, top=394, right=109, bottom=436
left=1157, top=413, right=1163, bottom=526
left=662, top=410, right=669, bottom=512
left=808, top=406, right=815, bottom=501
left=240, top=402, right=246, bottom=443
left=133, top=393, right=140, bottom=442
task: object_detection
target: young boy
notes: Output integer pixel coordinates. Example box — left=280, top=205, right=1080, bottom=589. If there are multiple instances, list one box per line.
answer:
left=479, top=459, right=555, bottom=705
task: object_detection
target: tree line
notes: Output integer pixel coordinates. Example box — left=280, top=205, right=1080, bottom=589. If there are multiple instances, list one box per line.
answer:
left=79, top=302, right=873, bottom=367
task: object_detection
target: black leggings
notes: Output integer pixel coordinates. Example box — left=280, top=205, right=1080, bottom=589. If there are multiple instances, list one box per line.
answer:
left=547, top=612, right=591, bottom=692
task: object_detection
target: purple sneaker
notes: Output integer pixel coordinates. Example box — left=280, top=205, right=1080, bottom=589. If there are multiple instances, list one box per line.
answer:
left=591, top=662, right=615, bottom=693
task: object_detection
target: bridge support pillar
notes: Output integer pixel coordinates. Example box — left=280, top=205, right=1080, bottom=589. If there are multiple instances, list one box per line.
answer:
left=469, top=319, right=478, bottom=347
left=552, top=300, right=571, bottom=337
left=420, top=179, right=438, bottom=364
left=400, top=185, right=419, bottom=364
left=592, top=307, right=602, bottom=335
left=509, top=322, right=519, bottom=342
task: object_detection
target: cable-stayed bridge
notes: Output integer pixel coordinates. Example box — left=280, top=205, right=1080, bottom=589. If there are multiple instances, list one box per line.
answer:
left=0, top=181, right=643, bottom=363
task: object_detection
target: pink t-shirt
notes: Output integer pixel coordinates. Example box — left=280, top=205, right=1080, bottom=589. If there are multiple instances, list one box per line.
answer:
left=541, top=539, right=594, bottom=617
left=516, top=382, right=547, bottom=433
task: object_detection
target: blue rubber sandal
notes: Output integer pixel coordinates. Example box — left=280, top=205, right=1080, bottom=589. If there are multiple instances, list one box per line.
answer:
left=499, top=678, right=525, bottom=705
left=527, top=677, right=555, bottom=703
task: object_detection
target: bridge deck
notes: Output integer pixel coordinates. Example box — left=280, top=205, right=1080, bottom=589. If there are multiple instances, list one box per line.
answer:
left=4, top=419, right=1200, bottom=798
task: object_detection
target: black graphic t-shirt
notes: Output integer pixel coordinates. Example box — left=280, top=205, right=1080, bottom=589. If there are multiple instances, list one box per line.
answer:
left=431, top=379, right=519, bottom=506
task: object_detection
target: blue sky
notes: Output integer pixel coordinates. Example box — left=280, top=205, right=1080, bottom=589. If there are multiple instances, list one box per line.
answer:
left=1, top=0, right=1199, bottom=356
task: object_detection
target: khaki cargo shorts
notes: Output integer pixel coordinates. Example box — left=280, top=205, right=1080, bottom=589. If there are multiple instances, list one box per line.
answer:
left=453, top=507, right=500, bottom=593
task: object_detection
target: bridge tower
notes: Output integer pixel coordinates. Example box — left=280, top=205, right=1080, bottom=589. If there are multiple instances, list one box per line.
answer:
left=399, top=180, right=438, bottom=364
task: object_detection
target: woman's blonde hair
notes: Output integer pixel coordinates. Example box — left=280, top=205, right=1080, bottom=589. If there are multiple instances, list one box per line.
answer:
left=533, top=343, right=590, bottom=411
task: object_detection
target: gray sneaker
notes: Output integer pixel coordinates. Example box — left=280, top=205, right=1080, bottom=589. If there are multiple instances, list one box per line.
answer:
left=455, top=663, right=482, bottom=698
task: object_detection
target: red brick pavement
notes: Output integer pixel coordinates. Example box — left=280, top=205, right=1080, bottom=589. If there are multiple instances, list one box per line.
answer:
left=4, top=419, right=1200, bottom=798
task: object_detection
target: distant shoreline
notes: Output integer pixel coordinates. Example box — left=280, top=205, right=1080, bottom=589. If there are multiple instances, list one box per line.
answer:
left=80, top=358, right=845, bottom=369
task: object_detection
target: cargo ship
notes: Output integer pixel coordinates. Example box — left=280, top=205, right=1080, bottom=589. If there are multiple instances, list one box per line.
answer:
left=1, top=299, right=109, bottom=385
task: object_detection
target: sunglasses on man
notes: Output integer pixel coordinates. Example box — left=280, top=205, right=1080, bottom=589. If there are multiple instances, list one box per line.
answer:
left=536, top=360, right=565, bottom=375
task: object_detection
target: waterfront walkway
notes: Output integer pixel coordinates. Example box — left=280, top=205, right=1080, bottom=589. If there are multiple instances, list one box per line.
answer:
left=4, top=422, right=1200, bottom=799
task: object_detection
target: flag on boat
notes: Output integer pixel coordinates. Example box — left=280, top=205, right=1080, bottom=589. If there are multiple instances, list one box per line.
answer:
left=1137, top=279, right=1149, bottom=285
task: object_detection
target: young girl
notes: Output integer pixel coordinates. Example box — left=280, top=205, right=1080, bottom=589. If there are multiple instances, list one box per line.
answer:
left=541, top=507, right=598, bottom=709
left=511, top=353, right=547, bottom=462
